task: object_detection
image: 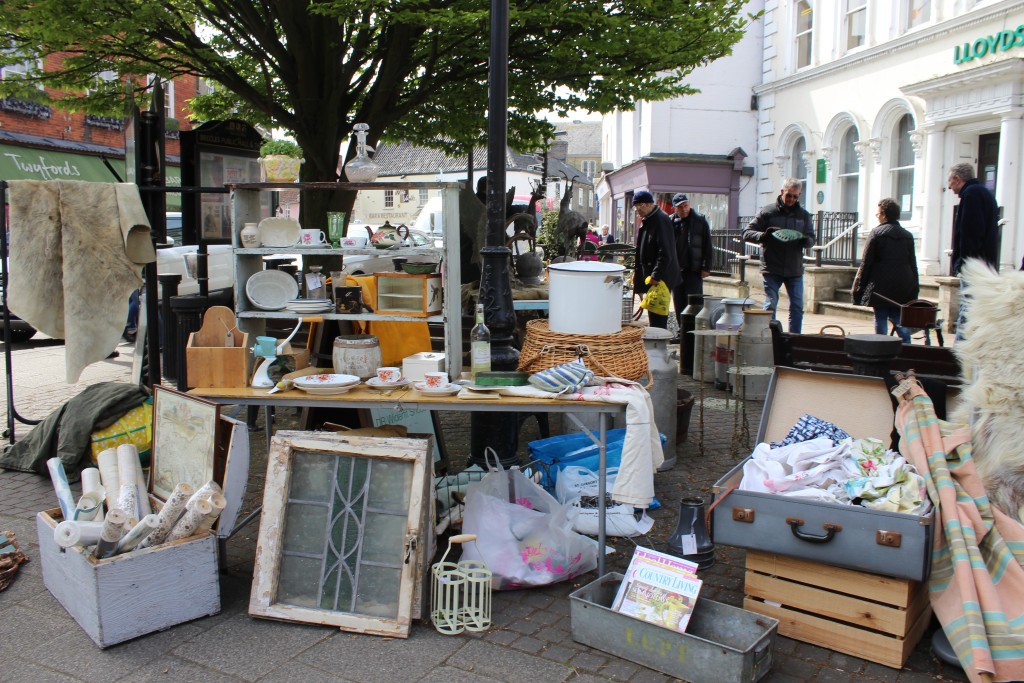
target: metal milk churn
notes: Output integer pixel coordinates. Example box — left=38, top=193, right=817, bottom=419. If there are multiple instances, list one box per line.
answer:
left=692, top=296, right=723, bottom=383
left=734, top=309, right=775, bottom=400
left=714, top=298, right=748, bottom=390
left=679, top=294, right=703, bottom=376
left=332, top=335, right=382, bottom=379
left=643, top=327, right=679, bottom=470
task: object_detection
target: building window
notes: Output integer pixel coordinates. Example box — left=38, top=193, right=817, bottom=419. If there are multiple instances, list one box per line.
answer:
left=838, top=127, right=860, bottom=213
left=589, top=190, right=594, bottom=208
left=581, top=160, right=596, bottom=179
left=795, top=0, right=813, bottom=68
left=146, top=75, right=175, bottom=116
left=0, top=52, right=43, bottom=88
left=384, top=190, right=394, bottom=208
left=197, top=78, right=216, bottom=96
left=907, top=0, right=930, bottom=29
left=418, top=189, right=429, bottom=207
left=891, top=114, right=915, bottom=220
left=845, top=0, right=866, bottom=51
left=791, top=136, right=809, bottom=190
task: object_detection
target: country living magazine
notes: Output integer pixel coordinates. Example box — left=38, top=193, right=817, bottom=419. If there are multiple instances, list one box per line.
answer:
left=611, top=546, right=702, bottom=634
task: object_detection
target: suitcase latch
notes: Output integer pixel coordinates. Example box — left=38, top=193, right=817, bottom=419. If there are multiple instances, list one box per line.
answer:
left=732, top=507, right=755, bottom=523
left=876, top=530, right=902, bottom=548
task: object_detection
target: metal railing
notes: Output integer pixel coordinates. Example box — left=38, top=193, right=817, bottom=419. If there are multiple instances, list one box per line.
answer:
left=731, top=211, right=860, bottom=267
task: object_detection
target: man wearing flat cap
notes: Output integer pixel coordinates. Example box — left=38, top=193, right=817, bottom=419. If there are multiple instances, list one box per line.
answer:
left=671, top=193, right=713, bottom=310
left=631, top=189, right=681, bottom=329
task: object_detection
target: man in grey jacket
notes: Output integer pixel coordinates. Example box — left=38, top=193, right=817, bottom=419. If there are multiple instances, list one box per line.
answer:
left=743, top=178, right=816, bottom=334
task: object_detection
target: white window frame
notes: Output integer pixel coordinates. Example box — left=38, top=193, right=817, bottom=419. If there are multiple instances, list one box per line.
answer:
left=581, top=160, right=596, bottom=179
left=889, top=114, right=915, bottom=221
left=795, top=0, right=814, bottom=69
left=384, top=189, right=394, bottom=209
left=838, top=127, right=860, bottom=214
left=0, top=54, right=43, bottom=89
left=905, top=0, right=931, bottom=30
left=844, top=0, right=867, bottom=52
left=791, top=136, right=809, bottom=191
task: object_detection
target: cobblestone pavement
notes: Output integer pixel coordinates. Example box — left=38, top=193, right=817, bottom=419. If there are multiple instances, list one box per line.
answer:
left=0, top=314, right=969, bottom=683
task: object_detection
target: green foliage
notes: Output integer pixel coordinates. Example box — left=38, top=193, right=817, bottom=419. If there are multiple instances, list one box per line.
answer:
left=259, top=140, right=302, bottom=158
left=537, top=210, right=562, bottom=260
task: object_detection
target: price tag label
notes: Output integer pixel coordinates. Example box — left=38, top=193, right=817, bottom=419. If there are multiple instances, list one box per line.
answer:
left=681, top=534, right=698, bottom=555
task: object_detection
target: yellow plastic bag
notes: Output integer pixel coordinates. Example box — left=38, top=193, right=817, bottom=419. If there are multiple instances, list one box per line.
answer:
left=636, top=277, right=670, bottom=317
left=89, top=399, right=153, bottom=465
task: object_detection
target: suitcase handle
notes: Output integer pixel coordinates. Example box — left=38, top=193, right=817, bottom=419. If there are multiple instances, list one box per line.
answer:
left=786, top=517, right=841, bottom=543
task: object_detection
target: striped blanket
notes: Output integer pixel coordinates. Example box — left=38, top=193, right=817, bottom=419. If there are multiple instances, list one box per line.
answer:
left=894, top=377, right=1024, bottom=683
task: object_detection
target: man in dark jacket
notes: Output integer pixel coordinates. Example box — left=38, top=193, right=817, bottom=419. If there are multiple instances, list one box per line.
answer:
left=670, top=192, right=712, bottom=307
left=948, top=162, right=999, bottom=340
left=743, top=178, right=816, bottom=333
left=632, top=190, right=681, bottom=329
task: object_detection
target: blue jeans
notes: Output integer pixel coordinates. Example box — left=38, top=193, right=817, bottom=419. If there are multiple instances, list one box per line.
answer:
left=874, top=306, right=911, bottom=344
left=956, top=280, right=968, bottom=342
left=762, top=273, right=804, bottom=334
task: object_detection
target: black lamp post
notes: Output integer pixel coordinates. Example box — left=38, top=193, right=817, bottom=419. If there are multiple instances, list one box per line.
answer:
left=469, top=0, right=520, bottom=468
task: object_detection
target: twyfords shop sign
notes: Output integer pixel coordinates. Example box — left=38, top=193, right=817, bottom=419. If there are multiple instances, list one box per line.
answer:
left=954, top=25, right=1024, bottom=64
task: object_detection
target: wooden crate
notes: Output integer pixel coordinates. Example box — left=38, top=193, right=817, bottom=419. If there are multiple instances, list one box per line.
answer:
left=742, top=550, right=931, bottom=668
left=186, top=306, right=251, bottom=388
left=36, top=506, right=220, bottom=648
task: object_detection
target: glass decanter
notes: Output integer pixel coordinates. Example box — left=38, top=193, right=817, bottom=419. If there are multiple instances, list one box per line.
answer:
left=344, top=123, right=378, bottom=182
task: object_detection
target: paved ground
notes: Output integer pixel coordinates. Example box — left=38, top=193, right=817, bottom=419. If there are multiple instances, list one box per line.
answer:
left=0, top=310, right=969, bottom=683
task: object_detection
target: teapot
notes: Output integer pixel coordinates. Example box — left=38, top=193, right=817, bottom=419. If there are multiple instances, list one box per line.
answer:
left=370, top=222, right=410, bottom=249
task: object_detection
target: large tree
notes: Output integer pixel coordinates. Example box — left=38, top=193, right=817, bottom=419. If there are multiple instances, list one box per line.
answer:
left=0, top=0, right=754, bottom=218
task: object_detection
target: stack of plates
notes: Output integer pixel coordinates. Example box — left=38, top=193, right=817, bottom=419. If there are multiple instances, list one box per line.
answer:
left=286, top=298, right=334, bottom=314
left=365, top=377, right=412, bottom=391
left=292, top=373, right=361, bottom=395
left=412, top=381, right=461, bottom=396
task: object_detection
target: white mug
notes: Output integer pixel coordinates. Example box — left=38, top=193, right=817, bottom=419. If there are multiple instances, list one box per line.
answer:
left=376, top=367, right=402, bottom=383
left=300, top=228, right=328, bottom=246
left=340, top=235, right=368, bottom=248
left=424, top=371, right=449, bottom=389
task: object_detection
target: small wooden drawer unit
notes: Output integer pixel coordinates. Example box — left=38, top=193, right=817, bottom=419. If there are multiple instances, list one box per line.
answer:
left=374, top=273, right=442, bottom=317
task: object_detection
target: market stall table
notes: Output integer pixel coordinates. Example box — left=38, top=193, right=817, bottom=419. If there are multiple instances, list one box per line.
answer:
left=189, top=385, right=627, bottom=576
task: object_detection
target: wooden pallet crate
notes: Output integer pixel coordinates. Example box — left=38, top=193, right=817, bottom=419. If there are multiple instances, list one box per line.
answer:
left=742, top=550, right=932, bottom=668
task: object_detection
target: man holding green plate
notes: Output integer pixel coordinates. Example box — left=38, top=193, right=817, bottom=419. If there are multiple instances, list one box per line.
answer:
left=743, top=178, right=816, bottom=333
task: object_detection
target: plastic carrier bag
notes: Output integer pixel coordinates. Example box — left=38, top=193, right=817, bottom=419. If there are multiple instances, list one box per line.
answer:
left=555, top=466, right=655, bottom=537
left=460, top=452, right=598, bottom=590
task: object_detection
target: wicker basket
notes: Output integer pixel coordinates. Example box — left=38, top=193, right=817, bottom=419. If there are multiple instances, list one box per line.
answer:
left=517, top=319, right=651, bottom=386
left=0, top=530, right=27, bottom=592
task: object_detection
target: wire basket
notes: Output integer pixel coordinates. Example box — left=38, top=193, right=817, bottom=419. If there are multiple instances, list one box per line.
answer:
left=431, top=534, right=492, bottom=635
left=517, top=319, right=651, bottom=386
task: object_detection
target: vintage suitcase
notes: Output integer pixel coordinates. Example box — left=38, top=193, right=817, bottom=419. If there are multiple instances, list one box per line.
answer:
left=712, top=367, right=934, bottom=581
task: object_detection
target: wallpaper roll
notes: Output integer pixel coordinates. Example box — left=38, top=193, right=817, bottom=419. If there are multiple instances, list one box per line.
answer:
left=139, top=482, right=193, bottom=549
left=165, top=498, right=212, bottom=543
left=80, top=467, right=104, bottom=499
left=93, top=508, right=128, bottom=559
left=116, top=444, right=151, bottom=518
left=117, top=482, right=139, bottom=525
left=97, top=448, right=121, bottom=512
left=114, top=514, right=159, bottom=554
left=53, top=520, right=105, bottom=548
left=186, top=480, right=224, bottom=511
left=73, top=491, right=104, bottom=522
left=46, top=457, right=76, bottom=521
left=195, top=492, right=227, bottom=534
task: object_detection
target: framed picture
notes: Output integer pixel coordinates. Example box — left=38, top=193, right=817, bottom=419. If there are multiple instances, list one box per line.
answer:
left=250, top=430, right=431, bottom=637
left=150, top=386, right=221, bottom=500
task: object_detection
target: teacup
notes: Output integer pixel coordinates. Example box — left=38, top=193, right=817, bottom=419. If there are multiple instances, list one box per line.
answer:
left=340, top=235, right=368, bottom=248
left=377, top=367, right=402, bottom=384
left=300, top=228, right=328, bottom=246
left=424, top=371, right=449, bottom=389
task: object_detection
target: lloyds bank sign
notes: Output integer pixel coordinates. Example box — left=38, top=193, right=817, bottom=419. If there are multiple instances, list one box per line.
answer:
left=954, top=25, right=1024, bottom=63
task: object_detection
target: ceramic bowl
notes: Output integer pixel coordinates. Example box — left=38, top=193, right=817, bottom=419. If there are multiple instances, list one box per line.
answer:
left=401, top=262, right=438, bottom=275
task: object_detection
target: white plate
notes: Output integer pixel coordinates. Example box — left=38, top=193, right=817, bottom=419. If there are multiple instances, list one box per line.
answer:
left=295, top=384, right=358, bottom=396
left=412, top=381, right=461, bottom=396
left=293, top=373, right=361, bottom=388
left=246, top=270, right=300, bottom=310
left=365, top=377, right=412, bottom=390
left=258, top=217, right=301, bottom=247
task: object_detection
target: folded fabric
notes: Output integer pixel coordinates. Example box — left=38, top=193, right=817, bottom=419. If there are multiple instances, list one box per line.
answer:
left=772, top=413, right=851, bottom=448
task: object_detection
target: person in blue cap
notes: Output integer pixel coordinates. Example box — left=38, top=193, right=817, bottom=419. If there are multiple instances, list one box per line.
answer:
left=670, top=192, right=712, bottom=304
left=631, top=190, right=681, bottom=329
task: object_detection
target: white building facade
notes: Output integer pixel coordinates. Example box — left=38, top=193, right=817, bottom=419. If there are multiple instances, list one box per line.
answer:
left=599, top=0, right=765, bottom=244
left=756, top=0, right=1024, bottom=275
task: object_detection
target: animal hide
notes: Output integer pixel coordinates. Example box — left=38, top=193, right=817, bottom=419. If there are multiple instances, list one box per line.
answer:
left=952, top=258, right=1024, bottom=523
left=7, top=181, right=156, bottom=383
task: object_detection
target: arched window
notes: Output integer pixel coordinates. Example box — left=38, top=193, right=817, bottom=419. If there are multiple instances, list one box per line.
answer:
left=838, top=127, right=860, bottom=213
left=791, top=136, right=809, bottom=191
left=890, top=114, right=915, bottom=220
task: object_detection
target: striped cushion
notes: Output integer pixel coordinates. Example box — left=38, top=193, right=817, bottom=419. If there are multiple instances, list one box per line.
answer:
left=528, top=359, right=594, bottom=394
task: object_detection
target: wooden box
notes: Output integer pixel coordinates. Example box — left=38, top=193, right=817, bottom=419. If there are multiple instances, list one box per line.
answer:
left=712, top=367, right=934, bottom=581
left=36, top=504, right=221, bottom=648
left=374, top=273, right=442, bottom=317
left=743, top=551, right=931, bottom=669
left=186, top=306, right=251, bottom=388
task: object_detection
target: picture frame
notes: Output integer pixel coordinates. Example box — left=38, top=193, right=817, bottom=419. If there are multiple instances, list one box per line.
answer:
left=150, top=386, right=221, bottom=500
left=249, top=430, right=430, bottom=637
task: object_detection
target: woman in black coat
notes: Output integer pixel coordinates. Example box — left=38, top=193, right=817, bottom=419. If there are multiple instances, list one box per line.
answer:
left=851, top=198, right=919, bottom=344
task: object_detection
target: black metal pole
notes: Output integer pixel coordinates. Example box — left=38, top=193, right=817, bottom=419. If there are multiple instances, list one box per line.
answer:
left=469, top=0, right=520, bottom=468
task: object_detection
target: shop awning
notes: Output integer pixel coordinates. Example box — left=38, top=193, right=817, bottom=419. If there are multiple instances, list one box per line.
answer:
left=0, top=144, right=181, bottom=209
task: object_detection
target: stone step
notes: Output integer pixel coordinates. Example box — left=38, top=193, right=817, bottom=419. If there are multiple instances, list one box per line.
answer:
left=833, top=286, right=939, bottom=304
left=818, top=300, right=875, bottom=321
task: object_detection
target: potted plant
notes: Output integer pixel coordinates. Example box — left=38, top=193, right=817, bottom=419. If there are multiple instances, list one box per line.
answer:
left=259, top=139, right=303, bottom=182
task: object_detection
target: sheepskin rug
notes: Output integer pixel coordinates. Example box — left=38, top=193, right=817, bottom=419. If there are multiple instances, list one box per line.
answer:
left=953, top=259, right=1024, bottom=523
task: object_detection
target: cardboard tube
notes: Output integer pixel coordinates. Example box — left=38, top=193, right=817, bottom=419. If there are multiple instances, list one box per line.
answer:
left=114, top=514, right=160, bottom=554
left=165, top=498, right=212, bottom=543
left=80, top=467, right=105, bottom=519
left=54, top=520, right=105, bottom=548
left=73, top=491, right=104, bottom=522
left=139, top=482, right=193, bottom=549
left=93, top=508, right=128, bottom=559
left=116, top=444, right=151, bottom=518
left=46, top=457, right=76, bottom=521
left=97, top=448, right=121, bottom=512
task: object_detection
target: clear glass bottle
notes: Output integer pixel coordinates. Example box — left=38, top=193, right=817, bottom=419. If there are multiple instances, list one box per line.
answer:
left=344, top=123, right=379, bottom=182
left=470, top=303, right=491, bottom=380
